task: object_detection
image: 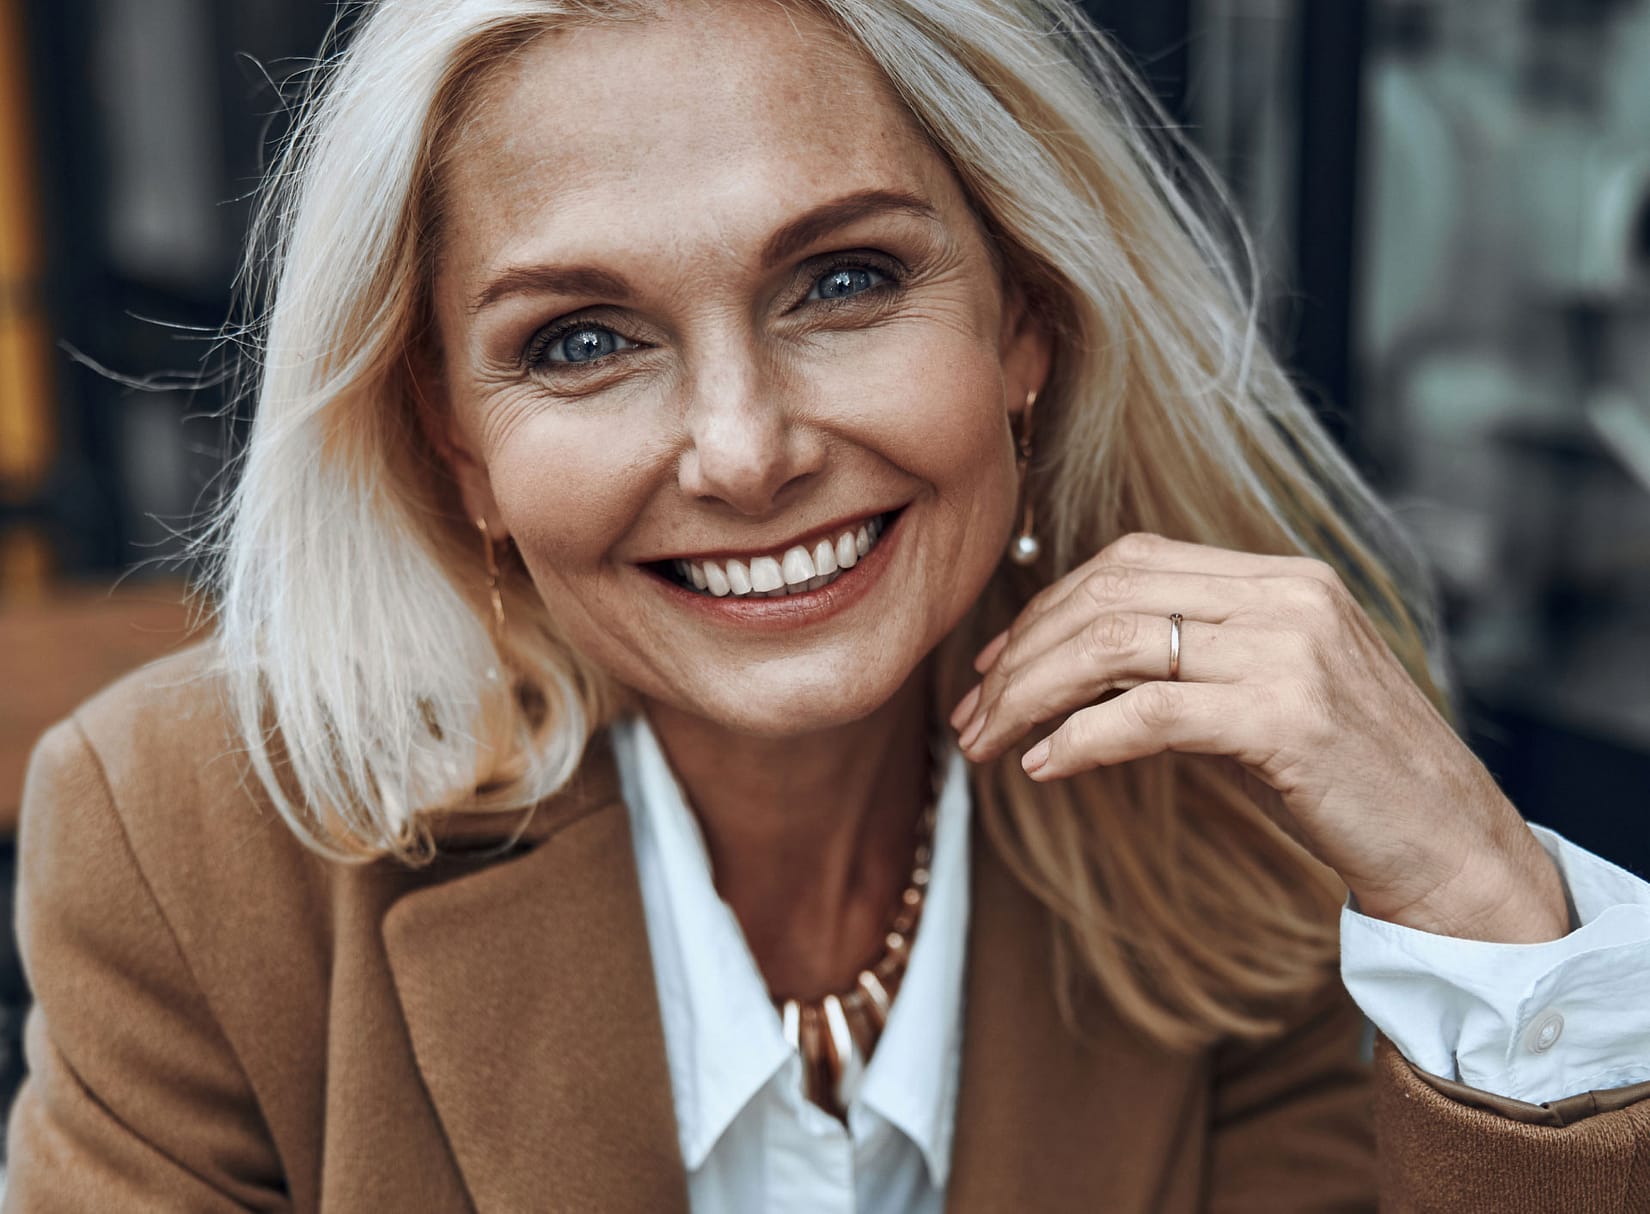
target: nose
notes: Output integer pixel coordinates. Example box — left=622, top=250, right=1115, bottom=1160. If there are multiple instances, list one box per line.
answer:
left=676, top=365, right=825, bottom=515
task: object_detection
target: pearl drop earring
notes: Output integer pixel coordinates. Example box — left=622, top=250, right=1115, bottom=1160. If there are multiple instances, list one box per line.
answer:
left=1009, top=388, right=1041, bottom=566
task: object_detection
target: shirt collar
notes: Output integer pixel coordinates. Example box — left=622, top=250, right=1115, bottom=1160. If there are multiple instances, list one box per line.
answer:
left=611, top=712, right=970, bottom=1188
left=614, top=713, right=791, bottom=1169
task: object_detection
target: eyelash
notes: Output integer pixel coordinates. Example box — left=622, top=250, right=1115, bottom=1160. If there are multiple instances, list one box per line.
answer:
left=522, top=254, right=907, bottom=374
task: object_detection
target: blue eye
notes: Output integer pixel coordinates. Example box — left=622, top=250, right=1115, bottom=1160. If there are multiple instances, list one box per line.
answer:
left=531, top=324, right=639, bottom=367
left=808, top=263, right=889, bottom=302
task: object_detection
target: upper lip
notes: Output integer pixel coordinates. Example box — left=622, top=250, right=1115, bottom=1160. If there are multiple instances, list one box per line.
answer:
left=635, top=505, right=900, bottom=565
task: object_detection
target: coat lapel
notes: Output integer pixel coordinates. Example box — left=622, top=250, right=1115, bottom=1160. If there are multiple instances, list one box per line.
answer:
left=945, top=811, right=1205, bottom=1212
left=381, top=734, right=690, bottom=1214
left=383, top=735, right=1200, bottom=1212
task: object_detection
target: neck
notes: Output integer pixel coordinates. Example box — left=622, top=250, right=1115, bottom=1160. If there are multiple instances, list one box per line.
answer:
left=641, top=664, right=934, bottom=1000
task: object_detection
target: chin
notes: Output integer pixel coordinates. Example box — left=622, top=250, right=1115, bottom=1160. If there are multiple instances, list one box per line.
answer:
left=656, top=650, right=927, bottom=741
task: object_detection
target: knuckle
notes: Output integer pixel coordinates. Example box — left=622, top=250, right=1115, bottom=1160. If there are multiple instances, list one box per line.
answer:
left=1080, top=612, right=1138, bottom=663
left=1285, top=574, right=1337, bottom=615
left=1298, top=559, right=1346, bottom=598
left=1107, top=531, right=1159, bottom=565
left=1058, top=715, right=1092, bottom=756
left=1126, top=680, right=1180, bottom=731
left=1296, top=556, right=1337, bottom=581
left=1081, top=563, right=1136, bottom=608
left=1273, top=624, right=1332, bottom=680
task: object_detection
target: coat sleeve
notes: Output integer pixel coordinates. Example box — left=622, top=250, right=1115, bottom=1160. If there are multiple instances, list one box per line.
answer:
left=3, top=719, right=289, bottom=1213
left=1371, top=1032, right=1650, bottom=1212
left=1204, top=971, right=1650, bottom=1212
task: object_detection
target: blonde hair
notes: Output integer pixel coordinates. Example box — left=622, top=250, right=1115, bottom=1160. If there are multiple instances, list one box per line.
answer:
left=205, top=0, right=1456, bottom=1052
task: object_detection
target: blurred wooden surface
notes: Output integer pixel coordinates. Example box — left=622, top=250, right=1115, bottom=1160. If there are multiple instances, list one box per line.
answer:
left=1, top=580, right=198, bottom=834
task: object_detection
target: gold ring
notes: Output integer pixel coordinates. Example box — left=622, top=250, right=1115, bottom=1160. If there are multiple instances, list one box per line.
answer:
left=1168, top=613, right=1182, bottom=681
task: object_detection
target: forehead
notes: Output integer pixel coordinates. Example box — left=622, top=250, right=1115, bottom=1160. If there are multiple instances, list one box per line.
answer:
left=437, top=0, right=961, bottom=275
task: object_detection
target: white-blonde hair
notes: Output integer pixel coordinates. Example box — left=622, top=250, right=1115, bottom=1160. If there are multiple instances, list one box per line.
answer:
left=203, top=0, right=1454, bottom=1051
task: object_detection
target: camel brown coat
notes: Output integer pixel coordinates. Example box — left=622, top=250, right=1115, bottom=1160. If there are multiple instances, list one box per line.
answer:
left=6, top=646, right=1649, bottom=1211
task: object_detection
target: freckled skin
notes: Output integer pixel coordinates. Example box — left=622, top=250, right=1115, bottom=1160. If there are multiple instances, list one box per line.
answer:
left=429, top=0, right=1051, bottom=744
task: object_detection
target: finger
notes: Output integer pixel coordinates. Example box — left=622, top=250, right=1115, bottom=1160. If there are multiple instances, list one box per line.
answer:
left=1019, top=680, right=1255, bottom=781
left=968, top=566, right=1275, bottom=740
left=973, top=629, right=1010, bottom=674
left=963, top=614, right=1236, bottom=760
left=1099, top=531, right=1338, bottom=580
left=989, top=532, right=1336, bottom=660
left=982, top=565, right=1261, bottom=687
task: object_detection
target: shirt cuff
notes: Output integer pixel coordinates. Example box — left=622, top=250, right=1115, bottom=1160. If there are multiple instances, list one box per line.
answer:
left=1340, top=823, right=1650, bottom=1104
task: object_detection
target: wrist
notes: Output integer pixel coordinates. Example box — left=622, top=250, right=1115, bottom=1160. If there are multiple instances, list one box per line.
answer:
left=1366, top=827, right=1571, bottom=943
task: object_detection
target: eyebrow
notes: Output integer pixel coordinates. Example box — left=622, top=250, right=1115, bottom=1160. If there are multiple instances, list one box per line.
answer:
left=467, top=187, right=942, bottom=314
left=759, top=187, right=941, bottom=273
left=468, top=264, right=632, bottom=315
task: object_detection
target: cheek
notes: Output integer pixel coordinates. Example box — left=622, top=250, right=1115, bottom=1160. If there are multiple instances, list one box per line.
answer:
left=818, top=335, right=1020, bottom=641
left=484, top=418, right=654, bottom=575
left=863, top=339, right=1018, bottom=526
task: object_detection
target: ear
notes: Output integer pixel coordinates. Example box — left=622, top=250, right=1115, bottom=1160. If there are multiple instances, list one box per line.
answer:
left=998, top=281, right=1054, bottom=420
left=407, top=342, right=509, bottom=539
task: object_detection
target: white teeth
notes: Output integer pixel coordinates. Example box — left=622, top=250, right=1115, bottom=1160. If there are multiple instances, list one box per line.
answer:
left=671, top=512, right=891, bottom=597
left=781, top=546, right=816, bottom=586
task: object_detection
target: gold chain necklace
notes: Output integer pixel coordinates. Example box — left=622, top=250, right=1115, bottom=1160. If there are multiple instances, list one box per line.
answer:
left=770, top=749, right=942, bottom=1120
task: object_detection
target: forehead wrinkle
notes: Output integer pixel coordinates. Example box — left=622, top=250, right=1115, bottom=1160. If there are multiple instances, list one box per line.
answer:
left=458, top=0, right=895, bottom=163
left=434, top=0, right=969, bottom=326
left=463, top=71, right=920, bottom=213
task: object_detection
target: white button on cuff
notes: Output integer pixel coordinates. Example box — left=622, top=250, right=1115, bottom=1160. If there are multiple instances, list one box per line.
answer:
left=1524, top=1009, right=1565, bottom=1054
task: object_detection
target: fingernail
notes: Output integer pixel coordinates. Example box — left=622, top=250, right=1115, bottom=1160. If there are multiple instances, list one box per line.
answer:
left=1021, top=739, right=1050, bottom=774
left=960, top=711, right=987, bottom=751
left=974, top=630, right=1009, bottom=673
left=949, top=684, right=982, bottom=731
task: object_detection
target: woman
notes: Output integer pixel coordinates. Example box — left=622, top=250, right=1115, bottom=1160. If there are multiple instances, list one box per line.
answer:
left=8, top=0, right=1649, bottom=1209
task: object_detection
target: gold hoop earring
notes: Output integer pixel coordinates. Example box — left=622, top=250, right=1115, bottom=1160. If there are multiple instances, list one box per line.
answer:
left=1008, top=388, right=1041, bottom=566
left=476, top=517, right=507, bottom=680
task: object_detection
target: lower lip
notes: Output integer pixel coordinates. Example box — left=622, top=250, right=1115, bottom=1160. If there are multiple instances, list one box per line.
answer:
left=639, top=509, right=907, bottom=632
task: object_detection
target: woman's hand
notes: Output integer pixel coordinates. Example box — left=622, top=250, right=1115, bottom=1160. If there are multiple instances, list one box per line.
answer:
left=952, top=531, right=1571, bottom=944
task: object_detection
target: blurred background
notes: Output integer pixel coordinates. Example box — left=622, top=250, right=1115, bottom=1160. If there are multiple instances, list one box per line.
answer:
left=0, top=0, right=1647, bottom=1164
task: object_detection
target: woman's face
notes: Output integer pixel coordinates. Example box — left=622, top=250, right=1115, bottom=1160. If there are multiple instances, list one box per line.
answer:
left=430, top=0, right=1050, bottom=739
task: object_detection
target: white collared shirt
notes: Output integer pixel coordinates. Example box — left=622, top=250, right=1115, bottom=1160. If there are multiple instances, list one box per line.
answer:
left=615, top=713, right=967, bottom=1214
left=613, top=712, right=1650, bottom=1210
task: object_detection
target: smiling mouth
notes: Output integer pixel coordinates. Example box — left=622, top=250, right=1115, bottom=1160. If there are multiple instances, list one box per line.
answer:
left=648, top=509, right=900, bottom=599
